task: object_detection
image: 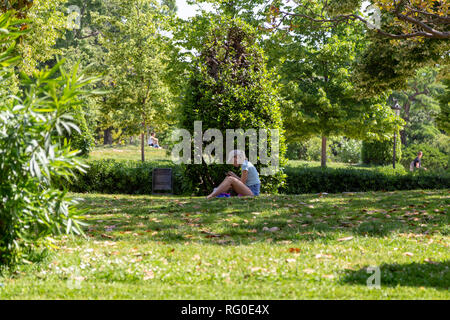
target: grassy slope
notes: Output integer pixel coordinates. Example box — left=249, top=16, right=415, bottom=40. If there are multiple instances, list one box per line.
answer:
left=88, top=145, right=169, bottom=162
left=88, top=145, right=362, bottom=168
left=1, top=190, right=448, bottom=299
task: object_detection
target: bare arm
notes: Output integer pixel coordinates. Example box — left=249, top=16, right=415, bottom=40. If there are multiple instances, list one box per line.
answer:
left=241, top=170, right=248, bottom=185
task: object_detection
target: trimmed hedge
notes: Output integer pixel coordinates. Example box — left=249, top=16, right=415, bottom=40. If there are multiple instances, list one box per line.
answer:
left=63, top=159, right=450, bottom=195
left=282, top=165, right=450, bottom=194
left=63, top=159, right=186, bottom=195
left=362, top=137, right=402, bottom=166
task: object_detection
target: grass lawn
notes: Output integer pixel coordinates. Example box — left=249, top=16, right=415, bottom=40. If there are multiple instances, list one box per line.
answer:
left=0, top=190, right=448, bottom=299
left=88, top=145, right=169, bottom=161
left=88, top=145, right=363, bottom=168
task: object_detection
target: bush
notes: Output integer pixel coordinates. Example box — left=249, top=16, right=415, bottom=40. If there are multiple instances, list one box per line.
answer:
left=286, top=137, right=324, bottom=161
left=282, top=165, right=449, bottom=194
left=179, top=18, right=286, bottom=195
left=286, top=142, right=308, bottom=160
left=68, top=106, right=95, bottom=157
left=362, top=136, right=402, bottom=166
left=63, top=159, right=187, bottom=195
left=330, top=137, right=361, bottom=164
left=63, top=159, right=449, bottom=196
left=401, top=143, right=448, bottom=171
left=0, top=12, right=95, bottom=266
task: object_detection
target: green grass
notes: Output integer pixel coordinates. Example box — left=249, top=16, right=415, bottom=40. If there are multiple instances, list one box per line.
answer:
left=88, top=145, right=169, bottom=161
left=88, top=145, right=410, bottom=172
left=89, top=145, right=371, bottom=169
left=1, top=190, right=448, bottom=299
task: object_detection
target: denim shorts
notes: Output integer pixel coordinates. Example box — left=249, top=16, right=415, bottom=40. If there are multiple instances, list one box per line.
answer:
left=248, top=183, right=261, bottom=196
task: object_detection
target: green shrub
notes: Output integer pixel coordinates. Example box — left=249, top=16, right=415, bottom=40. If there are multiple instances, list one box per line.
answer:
left=286, top=142, right=308, bottom=160
left=286, top=137, right=324, bottom=161
left=401, top=143, right=448, bottom=171
left=282, top=165, right=449, bottom=194
left=63, top=159, right=187, bottom=195
left=330, top=137, right=362, bottom=164
left=67, top=106, right=95, bottom=157
left=0, top=12, right=95, bottom=266
left=63, top=159, right=449, bottom=196
left=179, top=18, right=286, bottom=195
left=362, top=135, right=402, bottom=166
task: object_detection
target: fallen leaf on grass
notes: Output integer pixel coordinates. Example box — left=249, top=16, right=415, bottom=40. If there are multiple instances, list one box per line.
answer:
left=424, top=258, right=438, bottom=265
left=337, top=236, right=354, bottom=242
left=101, top=234, right=113, bottom=239
left=288, top=248, right=301, bottom=253
left=404, top=252, right=414, bottom=257
left=315, top=253, right=333, bottom=259
left=263, top=227, right=280, bottom=232
left=143, top=270, right=155, bottom=280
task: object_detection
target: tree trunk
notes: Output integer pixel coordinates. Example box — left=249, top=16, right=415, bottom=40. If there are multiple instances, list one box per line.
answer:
left=103, top=127, right=113, bottom=145
left=141, top=119, right=145, bottom=162
left=400, top=129, right=407, bottom=147
left=321, top=136, right=327, bottom=168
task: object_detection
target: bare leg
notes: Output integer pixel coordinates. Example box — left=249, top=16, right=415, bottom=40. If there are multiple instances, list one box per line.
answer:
left=207, top=176, right=253, bottom=199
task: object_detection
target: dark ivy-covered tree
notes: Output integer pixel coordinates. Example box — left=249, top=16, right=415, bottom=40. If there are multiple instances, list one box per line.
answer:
left=437, top=74, right=450, bottom=135
left=179, top=18, right=286, bottom=195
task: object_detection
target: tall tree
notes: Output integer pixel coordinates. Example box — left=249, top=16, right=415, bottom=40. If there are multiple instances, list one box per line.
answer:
left=266, top=0, right=450, bottom=40
left=266, top=13, right=402, bottom=167
left=262, top=0, right=449, bottom=96
left=390, top=66, right=445, bottom=146
left=96, top=0, right=174, bottom=161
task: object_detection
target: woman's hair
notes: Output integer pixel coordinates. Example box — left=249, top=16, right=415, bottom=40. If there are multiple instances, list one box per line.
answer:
left=227, top=149, right=246, bottom=164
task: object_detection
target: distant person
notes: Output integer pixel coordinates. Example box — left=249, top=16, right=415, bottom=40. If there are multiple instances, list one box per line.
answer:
left=148, top=132, right=162, bottom=149
left=206, top=150, right=261, bottom=199
left=410, top=151, right=427, bottom=171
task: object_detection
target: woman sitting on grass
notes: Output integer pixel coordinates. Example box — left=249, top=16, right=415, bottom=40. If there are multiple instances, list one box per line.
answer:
left=206, top=150, right=261, bottom=199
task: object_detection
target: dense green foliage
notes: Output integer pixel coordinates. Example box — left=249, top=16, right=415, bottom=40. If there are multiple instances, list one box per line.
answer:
left=0, top=12, right=94, bottom=265
left=287, top=137, right=362, bottom=164
left=62, top=159, right=185, bottom=195
left=264, top=5, right=402, bottom=167
left=62, top=158, right=449, bottom=196
left=179, top=18, right=286, bottom=195
left=401, top=144, right=449, bottom=171
left=361, top=136, right=402, bottom=166
left=283, top=165, right=449, bottom=194
left=67, top=105, right=95, bottom=157
left=437, top=76, right=450, bottom=135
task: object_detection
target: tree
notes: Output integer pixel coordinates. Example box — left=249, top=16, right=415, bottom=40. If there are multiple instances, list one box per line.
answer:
left=436, top=75, right=450, bottom=134
left=8, top=0, right=69, bottom=74
left=93, top=0, right=174, bottom=160
left=390, top=66, right=445, bottom=146
left=265, top=13, right=403, bottom=167
left=266, top=0, right=450, bottom=40
left=180, top=18, right=286, bottom=195
left=361, top=137, right=402, bottom=165
left=259, top=0, right=449, bottom=96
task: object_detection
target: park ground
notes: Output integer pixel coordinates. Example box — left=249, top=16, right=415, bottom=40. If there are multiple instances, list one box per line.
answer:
left=0, top=189, right=448, bottom=299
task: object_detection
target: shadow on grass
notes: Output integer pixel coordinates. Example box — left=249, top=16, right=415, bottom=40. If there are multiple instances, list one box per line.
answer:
left=340, top=261, right=450, bottom=289
left=74, top=190, right=449, bottom=245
